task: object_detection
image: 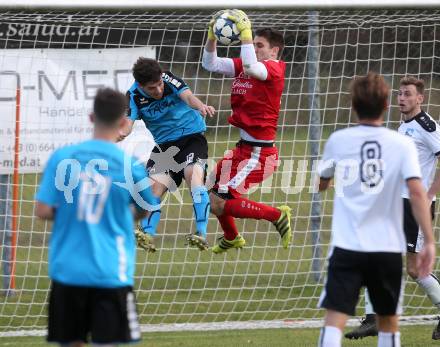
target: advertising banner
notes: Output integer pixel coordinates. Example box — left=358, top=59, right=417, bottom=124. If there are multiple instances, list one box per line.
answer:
left=0, top=47, right=156, bottom=174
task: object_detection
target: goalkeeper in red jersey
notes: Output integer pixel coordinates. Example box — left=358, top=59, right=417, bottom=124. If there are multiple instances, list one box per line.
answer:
left=202, top=10, right=292, bottom=253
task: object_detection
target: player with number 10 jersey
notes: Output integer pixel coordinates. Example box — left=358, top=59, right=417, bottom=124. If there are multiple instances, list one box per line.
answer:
left=35, top=88, right=155, bottom=345
left=36, top=139, right=152, bottom=288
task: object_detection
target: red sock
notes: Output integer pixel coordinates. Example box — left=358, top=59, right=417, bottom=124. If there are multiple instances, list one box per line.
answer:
left=216, top=214, right=239, bottom=241
left=223, top=197, right=281, bottom=222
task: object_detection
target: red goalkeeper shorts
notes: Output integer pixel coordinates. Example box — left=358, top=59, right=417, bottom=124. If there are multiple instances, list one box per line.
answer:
left=210, top=140, right=279, bottom=198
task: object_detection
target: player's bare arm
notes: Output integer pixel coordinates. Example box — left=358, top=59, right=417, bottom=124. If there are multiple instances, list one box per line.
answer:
left=35, top=201, right=55, bottom=220
left=407, top=177, right=436, bottom=277
left=318, top=177, right=332, bottom=191
left=179, top=89, right=215, bottom=118
left=318, top=156, right=335, bottom=192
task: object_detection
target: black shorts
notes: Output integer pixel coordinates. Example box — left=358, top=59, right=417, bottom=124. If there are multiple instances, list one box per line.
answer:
left=319, top=247, right=403, bottom=316
left=47, top=281, right=141, bottom=344
left=146, top=133, right=208, bottom=188
left=403, top=198, right=435, bottom=253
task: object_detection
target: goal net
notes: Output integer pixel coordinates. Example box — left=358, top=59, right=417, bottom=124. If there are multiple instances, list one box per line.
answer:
left=1, top=6, right=440, bottom=334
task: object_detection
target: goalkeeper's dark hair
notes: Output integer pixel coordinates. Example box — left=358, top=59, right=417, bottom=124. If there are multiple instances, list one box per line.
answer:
left=255, top=28, right=284, bottom=58
left=351, top=72, right=389, bottom=120
left=93, top=88, right=127, bottom=127
left=132, top=57, right=162, bottom=85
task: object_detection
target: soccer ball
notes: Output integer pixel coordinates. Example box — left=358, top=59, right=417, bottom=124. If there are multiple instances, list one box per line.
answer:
left=213, top=13, right=241, bottom=46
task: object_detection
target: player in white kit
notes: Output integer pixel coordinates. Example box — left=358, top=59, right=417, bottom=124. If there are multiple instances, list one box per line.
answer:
left=345, top=76, right=440, bottom=340
left=317, top=72, right=435, bottom=347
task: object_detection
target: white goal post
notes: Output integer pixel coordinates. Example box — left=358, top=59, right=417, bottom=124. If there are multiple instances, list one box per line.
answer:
left=4, top=0, right=440, bottom=10
left=1, top=0, right=440, bottom=336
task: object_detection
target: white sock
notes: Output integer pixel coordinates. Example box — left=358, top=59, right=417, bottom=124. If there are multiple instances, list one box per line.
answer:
left=416, top=274, right=440, bottom=308
left=377, top=331, right=400, bottom=347
left=365, top=288, right=375, bottom=315
left=318, top=326, right=342, bottom=347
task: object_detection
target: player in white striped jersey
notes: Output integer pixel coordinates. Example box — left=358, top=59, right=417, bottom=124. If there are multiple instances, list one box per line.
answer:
left=346, top=76, right=440, bottom=340
left=317, top=72, right=435, bottom=347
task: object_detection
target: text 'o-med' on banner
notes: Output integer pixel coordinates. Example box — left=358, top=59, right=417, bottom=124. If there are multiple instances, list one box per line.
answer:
left=0, top=46, right=156, bottom=174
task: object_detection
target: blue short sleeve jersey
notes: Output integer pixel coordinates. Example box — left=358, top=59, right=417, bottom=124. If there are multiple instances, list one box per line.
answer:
left=127, top=71, right=206, bottom=144
left=36, top=139, right=155, bottom=288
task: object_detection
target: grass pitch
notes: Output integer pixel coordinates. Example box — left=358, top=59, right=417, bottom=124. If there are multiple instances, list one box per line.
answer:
left=0, top=128, right=439, bottom=338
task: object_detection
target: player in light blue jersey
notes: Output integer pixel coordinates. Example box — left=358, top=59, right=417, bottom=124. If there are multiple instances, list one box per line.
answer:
left=35, top=88, right=155, bottom=346
left=119, top=57, right=215, bottom=252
